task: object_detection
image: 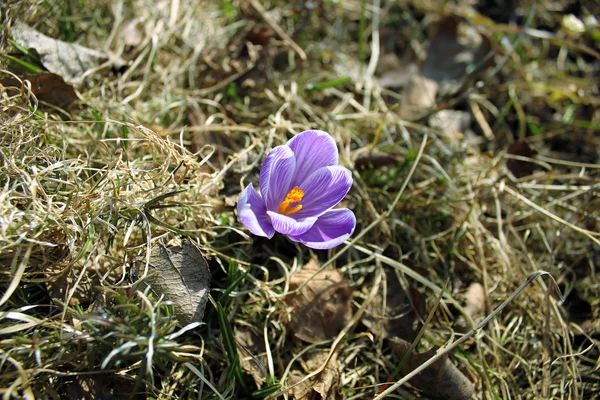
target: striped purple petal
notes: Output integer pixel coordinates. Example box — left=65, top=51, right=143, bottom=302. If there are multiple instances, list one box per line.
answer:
left=237, top=184, right=275, bottom=238
left=287, top=130, right=339, bottom=185
left=287, top=208, right=356, bottom=249
left=259, top=145, right=296, bottom=211
left=292, top=166, right=352, bottom=218
left=267, top=211, right=318, bottom=236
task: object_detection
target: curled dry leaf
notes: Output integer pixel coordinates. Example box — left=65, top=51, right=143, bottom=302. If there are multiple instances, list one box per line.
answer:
left=401, top=75, right=439, bottom=110
left=140, top=240, right=210, bottom=324
left=288, top=351, right=341, bottom=400
left=0, top=73, right=78, bottom=109
left=376, top=52, right=420, bottom=90
left=45, top=264, right=96, bottom=308
left=187, top=105, right=237, bottom=171
left=285, top=259, right=352, bottom=343
left=10, top=21, right=106, bottom=84
left=463, top=282, right=486, bottom=317
left=390, top=337, right=475, bottom=400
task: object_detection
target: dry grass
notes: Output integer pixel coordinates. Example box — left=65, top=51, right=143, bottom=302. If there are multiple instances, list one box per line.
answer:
left=1, top=0, right=599, bottom=398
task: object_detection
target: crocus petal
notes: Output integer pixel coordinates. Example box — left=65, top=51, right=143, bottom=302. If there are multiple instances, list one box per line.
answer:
left=292, top=166, right=353, bottom=218
left=288, top=209, right=356, bottom=249
left=267, top=211, right=318, bottom=236
left=237, top=184, right=275, bottom=238
left=287, top=130, right=339, bottom=185
left=259, top=145, right=297, bottom=211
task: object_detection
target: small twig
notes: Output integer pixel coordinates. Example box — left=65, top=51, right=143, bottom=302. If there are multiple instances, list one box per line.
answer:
left=372, top=270, right=560, bottom=399
left=374, top=279, right=450, bottom=397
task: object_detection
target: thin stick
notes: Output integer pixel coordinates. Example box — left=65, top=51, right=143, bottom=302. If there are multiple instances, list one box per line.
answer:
left=372, top=270, right=559, bottom=399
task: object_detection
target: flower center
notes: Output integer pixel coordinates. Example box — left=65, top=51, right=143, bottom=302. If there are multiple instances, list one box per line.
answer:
left=278, top=186, right=304, bottom=215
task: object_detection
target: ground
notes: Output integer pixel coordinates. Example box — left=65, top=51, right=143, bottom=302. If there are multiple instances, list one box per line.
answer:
left=1, top=0, right=599, bottom=399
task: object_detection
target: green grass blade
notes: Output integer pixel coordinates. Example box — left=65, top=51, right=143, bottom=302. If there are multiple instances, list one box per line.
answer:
left=2, top=55, right=43, bottom=74
left=216, top=301, right=249, bottom=394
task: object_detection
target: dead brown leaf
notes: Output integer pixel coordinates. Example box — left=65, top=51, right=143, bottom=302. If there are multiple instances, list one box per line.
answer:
left=288, top=350, right=341, bottom=400
left=187, top=106, right=236, bottom=170
left=376, top=52, right=420, bottom=90
left=422, top=16, right=491, bottom=97
left=63, top=374, right=142, bottom=400
left=285, top=259, right=352, bottom=343
left=354, top=151, right=403, bottom=170
left=235, top=326, right=268, bottom=388
left=45, top=265, right=96, bottom=308
left=506, top=141, right=537, bottom=178
left=363, top=270, right=426, bottom=341
left=10, top=21, right=106, bottom=84
left=397, top=16, right=491, bottom=117
left=390, top=337, right=475, bottom=400
left=402, top=74, right=439, bottom=111
left=141, top=240, right=211, bottom=324
left=0, top=73, right=79, bottom=109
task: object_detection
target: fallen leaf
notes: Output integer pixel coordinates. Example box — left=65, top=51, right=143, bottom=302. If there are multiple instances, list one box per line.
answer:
left=421, top=16, right=491, bottom=97
left=285, top=259, right=352, bottom=343
left=428, top=110, right=472, bottom=144
left=141, top=240, right=210, bottom=324
left=354, top=151, right=403, bottom=170
left=235, top=326, right=268, bottom=388
left=401, top=74, right=439, bottom=110
left=187, top=105, right=236, bottom=170
left=288, top=350, right=341, bottom=400
left=454, top=282, right=486, bottom=332
left=376, top=52, right=420, bottom=89
left=45, top=265, right=96, bottom=308
left=463, top=282, right=485, bottom=318
left=399, top=16, right=491, bottom=117
left=121, top=19, right=144, bottom=47
left=362, top=270, right=425, bottom=341
left=389, top=337, right=475, bottom=400
left=63, top=374, right=141, bottom=400
left=506, top=141, right=537, bottom=178
left=0, top=73, right=79, bottom=109
left=10, top=21, right=106, bottom=84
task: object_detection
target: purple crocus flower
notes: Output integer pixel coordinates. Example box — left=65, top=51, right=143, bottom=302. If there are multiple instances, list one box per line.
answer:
left=237, top=130, right=356, bottom=249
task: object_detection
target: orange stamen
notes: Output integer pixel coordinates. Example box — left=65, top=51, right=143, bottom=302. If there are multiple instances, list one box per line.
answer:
left=278, top=186, right=304, bottom=215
